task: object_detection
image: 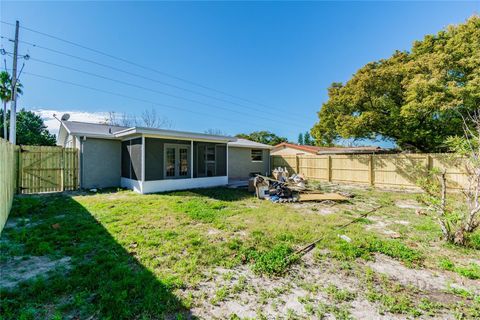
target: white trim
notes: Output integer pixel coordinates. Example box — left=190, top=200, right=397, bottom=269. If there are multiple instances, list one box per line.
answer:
left=142, top=176, right=227, bottom=194
left=119, top=134, right=142, bottom=141
left=121, top=176, right=228, bottom=194
left=121, top=177, right=143, bottom=193
left=141, top=135, right=145, bottom=182
left=114, top=127, right=234, bottom=142
left=227, top=143, right=273, bottom=150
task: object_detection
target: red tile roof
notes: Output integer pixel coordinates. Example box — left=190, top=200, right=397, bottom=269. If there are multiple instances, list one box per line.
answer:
left=272, top=142, right=383, bottom=155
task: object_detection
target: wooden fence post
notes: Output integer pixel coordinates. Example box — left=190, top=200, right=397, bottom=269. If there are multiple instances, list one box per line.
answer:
left=327, top=155, right=332, bottom=182
left=369, top=154, right=374, bottom=186
left=60, top=148, right=65, bottom=192
left=16, top=147, right=22, bottom=194
left=427, top=154, right=432, bottom=171
left=295, top=155, right=300, bottom=174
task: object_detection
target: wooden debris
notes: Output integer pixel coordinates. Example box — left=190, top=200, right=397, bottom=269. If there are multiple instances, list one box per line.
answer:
left=297, top=193, right=349, bottom=202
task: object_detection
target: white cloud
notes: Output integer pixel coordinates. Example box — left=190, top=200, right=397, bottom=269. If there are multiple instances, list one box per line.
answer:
left=32, top=109, right=108, bottom=136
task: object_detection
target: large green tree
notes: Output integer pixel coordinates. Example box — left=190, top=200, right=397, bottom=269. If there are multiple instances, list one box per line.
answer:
left=312, top=16, right=480, bottom=152
left=236, top=131, right=288, bottom=146
left=0, top=108, right=56, bottom=145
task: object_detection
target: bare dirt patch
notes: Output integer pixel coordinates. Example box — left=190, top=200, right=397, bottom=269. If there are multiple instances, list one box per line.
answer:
left=289, top=202, right=340, bottom=215
left=0, top=256, right=71, bottom=289
left=366, top=216, right=402, bottom=238
left=395, top=199, right=426, bottom=211
left=367, top=253, right=480, bottom=295
left=180, top=253, right=409, bottom=319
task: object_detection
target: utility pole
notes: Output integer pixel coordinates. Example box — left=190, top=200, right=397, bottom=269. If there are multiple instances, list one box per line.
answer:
left=9, top=20, right=19, bottom=144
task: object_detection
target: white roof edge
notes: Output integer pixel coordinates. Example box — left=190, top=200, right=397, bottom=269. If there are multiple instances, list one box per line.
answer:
left=60, top=121, right=72, bottom=134
left=228, top=143, right=273, bottom=150
left=114, top=127, right=236, bottom=142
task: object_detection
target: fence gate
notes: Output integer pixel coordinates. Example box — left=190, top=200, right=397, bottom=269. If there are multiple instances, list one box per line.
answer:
left=18, top=146, right=79, bottom=194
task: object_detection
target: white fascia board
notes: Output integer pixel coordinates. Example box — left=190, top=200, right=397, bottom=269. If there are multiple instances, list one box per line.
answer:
left=68, top=133, right=121, bottom=140
left=227, top=144, right=273, bottom=150
left=114, top=127, right=234, bottom=143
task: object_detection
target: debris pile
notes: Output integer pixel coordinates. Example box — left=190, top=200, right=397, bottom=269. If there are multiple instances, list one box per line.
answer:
left=251, top=167, right=350, bottom=203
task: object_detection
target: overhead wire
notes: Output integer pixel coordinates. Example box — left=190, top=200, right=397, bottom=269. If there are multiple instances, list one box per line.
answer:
left=27, top=56, right=305, bottom=128
left=0, top=35, right=309, bottom=123
left=22, top=71, right=300, bottom=134
left=0, top=20, right=310, bottom=120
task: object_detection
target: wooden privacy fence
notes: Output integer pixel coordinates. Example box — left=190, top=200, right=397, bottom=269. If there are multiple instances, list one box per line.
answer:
left=271, top=153, right=469, bottom=191
left=0, top=138, right=18, bottom=232
left=18, top=145, right=79, bottom=194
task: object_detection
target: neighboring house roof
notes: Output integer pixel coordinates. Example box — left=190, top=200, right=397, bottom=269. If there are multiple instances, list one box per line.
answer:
left=272, top=142, right=384, bottom=155
left=228, top=138, right=272, bottom=149
left=315, top=146, right=383, bottom=155
left=271, top=143, right=324, bottom=155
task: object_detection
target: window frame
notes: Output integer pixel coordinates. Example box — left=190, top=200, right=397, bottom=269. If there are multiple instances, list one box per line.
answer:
left=251, top=149, right=263, bottom=162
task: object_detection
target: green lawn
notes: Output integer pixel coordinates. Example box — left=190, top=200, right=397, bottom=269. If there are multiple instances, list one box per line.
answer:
left=0, top=186, right=479, bottom=319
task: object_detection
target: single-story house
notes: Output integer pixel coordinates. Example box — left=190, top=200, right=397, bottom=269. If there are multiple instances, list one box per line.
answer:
left=271, top=142, right=383, bottom=156
left=57, top=121, right=272, bottom=193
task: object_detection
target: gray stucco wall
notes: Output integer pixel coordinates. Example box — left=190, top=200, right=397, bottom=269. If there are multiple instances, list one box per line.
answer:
left=82, top=138, right=121, bottom=189
left=228, top=147, right=270, bottom=179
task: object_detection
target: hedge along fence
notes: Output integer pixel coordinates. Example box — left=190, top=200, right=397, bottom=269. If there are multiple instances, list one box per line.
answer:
left=271, top=153, right=469, bottom=191
left=0, top=138, right=18, bottom=233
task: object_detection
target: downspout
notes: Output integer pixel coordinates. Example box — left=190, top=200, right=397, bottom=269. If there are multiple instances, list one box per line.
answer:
left=80, top=136, right=85, bottom=189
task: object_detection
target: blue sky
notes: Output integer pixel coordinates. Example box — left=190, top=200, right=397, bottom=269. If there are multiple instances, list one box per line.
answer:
left=1, top=1, right=478, bottom=145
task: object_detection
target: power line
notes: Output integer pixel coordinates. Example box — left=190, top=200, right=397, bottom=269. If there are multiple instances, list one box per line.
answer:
left=21, top=71, right=300, bottom=134
left=28, top=56, right=304, bottom=128
left=1, top=35, right=308, bottom=122
left=0, top=20, right=309, bottom=118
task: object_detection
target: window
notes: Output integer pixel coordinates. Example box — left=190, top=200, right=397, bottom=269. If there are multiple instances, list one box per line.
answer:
left=206, top=145, right=216, bottom=161
left=251, top=149, right=263, bottom=162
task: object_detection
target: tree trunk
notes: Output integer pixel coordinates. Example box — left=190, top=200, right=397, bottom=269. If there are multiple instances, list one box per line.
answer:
left=3, top=101, right=6, bottom=139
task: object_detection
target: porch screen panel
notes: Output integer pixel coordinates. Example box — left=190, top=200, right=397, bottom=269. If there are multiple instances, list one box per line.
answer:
left=145, top=138, right=190, bottom=181
left=197, top=144, right=206, bottom=177
left=196, top=142, right=227, bottom=177
left=121, top=141, right=130, bottom=178
left=129, top=138, right=142, bottom=181
left=145, top=138, right=163, bottom=180
left=215, top=145, right=227, bottom=176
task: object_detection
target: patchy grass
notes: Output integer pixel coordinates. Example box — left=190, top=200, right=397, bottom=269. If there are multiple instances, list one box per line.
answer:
left=0, top=186, right=479, bottom=319
left=241, top=244, right=297, bottom=276
left=439, top=258, right=480, bottom=280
